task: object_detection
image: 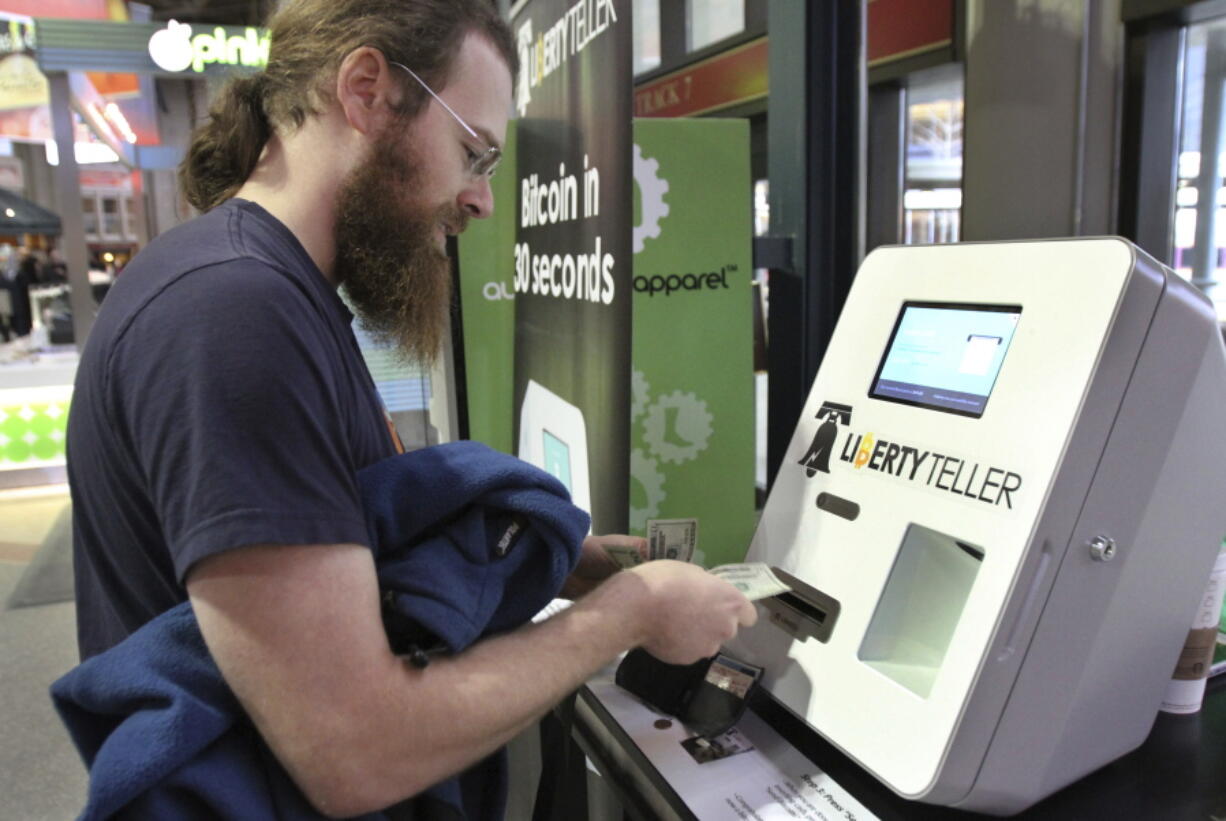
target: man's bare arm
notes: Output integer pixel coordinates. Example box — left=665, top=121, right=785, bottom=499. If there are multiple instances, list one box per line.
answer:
left=187, top=542, right=755, bottom=818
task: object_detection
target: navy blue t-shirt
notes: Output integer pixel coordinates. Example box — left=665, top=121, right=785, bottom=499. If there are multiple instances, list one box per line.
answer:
left=68, top=199, right=395, bottom=659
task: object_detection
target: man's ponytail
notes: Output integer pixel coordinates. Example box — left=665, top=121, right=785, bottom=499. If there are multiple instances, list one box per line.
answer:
left=178, top=73, right=271, bottom=213
left=175, top=0, right=517, bottom=214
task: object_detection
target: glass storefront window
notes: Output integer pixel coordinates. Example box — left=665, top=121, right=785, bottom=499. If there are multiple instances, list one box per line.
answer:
left=1175, top=17, right=1226, bottom=319
left=634, top=0, right=661, bottom=75
left=81, top=196, right=98, bottom=237
left=340, top=289, right=438, bottom=449
left=753, top=178, right=769, bottom=238
left=753, top=177, right=769, bottom=491
left=687, top=0, right=744, bottom=53
left=123, top=196, right=137, bottom=239
left=101, top=197, right=121, bottom=237
left=904, top=65, right=964, bottom=245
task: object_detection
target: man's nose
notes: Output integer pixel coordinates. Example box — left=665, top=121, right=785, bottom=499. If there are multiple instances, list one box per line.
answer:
left=458, top=175, right=494, bottom=219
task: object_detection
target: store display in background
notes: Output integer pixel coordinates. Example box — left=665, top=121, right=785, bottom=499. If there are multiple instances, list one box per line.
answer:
left=1213, top=538, right=1226, bottom=677
left=1164, top=542, right=1226, bottom=710
left=0, top=11, right=45, bottom=141
left=0, top=386, right=71, bottom=470
left=0, top=6, right=153, bottom=146
left=630, top=118, right=754, bottom=569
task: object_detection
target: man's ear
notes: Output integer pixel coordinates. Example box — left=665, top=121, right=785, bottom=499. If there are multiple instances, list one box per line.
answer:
left=334, top=46, right=398, bottom=137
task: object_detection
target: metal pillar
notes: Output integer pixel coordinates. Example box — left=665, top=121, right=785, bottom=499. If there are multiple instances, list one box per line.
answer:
left=1119, top=22, right=1183, bottom=262
left=764, top=0, right=864, bottom=489
left=961, top=0, right=1123, bottom=241
left=48, top=71, right=95, bottom=350
left=867, top=83, right=906, bottom=253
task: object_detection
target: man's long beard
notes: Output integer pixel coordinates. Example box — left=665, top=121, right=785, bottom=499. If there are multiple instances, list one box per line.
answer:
left=333, top=134, right=465, bottom=365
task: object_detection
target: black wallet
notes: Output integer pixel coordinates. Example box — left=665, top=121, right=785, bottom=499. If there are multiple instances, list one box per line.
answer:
left=614, top=648, right=763, bottom=738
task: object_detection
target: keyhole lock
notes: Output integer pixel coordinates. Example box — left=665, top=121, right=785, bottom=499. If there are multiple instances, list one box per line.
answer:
left=1088, top=535, right=1117, bottom=562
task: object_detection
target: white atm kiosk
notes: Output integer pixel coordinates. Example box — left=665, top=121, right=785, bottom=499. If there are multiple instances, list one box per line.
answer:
left=729, top=238, right=1226, bottom=815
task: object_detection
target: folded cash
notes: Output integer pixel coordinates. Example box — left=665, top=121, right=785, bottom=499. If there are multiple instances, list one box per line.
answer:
left=708, top=562, right=791, bottom=601
left=647, top=517, right=698, bottom=563
left=604, top=543, right=645, bottom=569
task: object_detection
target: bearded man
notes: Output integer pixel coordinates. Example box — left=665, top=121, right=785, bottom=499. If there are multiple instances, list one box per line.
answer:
left=65, top=0, right=754, bottom=817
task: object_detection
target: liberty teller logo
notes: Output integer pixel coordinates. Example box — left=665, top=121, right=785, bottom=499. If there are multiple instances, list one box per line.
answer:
left=796, top=399, right=1023, bottom=510
left=798, top=402, right=852, bottom=477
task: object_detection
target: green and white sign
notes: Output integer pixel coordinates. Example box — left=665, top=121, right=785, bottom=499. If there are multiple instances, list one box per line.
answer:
left=458, top=124, right=519, bottom=454
left=459, top=119, right=754, bottom=565
left=629, top=119, right=754, bottom=568
left=0, top=388, right=71, bottom=469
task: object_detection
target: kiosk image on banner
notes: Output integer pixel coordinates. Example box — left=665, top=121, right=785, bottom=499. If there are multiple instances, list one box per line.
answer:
left=519, top=379, right=593, bottom=517
left=728, top=237, right=1226, bottom=815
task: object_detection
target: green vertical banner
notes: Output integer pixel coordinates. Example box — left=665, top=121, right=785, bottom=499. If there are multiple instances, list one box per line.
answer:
left=631, top=118, right=754, bottom=567
left=457, top=124, right=518, bottom=454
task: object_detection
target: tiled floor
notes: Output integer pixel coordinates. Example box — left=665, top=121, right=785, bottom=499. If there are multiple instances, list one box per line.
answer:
left=0, top=486, right=70, bottom=562
left=0, top=483, right=88, bottom=820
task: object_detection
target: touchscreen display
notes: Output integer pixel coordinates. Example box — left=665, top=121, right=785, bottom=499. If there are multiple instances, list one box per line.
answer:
left=869, top=302, right=1021, bottom=417
left=542, top=429, right=573, bottom=492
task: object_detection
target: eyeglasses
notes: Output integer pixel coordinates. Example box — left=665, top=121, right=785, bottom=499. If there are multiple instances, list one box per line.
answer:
left=389, top=60, right=502, bottom=179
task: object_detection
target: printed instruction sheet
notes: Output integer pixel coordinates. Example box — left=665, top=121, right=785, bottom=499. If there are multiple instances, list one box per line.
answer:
left=587, top=674, right=879, bottom=821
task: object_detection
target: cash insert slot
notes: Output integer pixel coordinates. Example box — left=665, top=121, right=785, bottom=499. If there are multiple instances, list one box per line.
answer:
left=762, top=567, right=841, bottom=644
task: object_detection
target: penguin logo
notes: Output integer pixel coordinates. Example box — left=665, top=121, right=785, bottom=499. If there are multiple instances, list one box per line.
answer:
left=798, top=401, right=852, bottom=477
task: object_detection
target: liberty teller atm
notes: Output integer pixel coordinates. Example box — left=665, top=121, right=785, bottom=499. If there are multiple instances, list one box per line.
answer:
left=728, top=238, right=1226, bottom=815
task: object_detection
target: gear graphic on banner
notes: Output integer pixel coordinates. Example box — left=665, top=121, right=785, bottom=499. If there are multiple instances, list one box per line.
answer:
left=643, top=390, right=714, bottom=465
left=633, top=142, right=670, bottom=254
left=629, top=448, right=667, bottom=532
left=631, top=368, right=651, bottom=423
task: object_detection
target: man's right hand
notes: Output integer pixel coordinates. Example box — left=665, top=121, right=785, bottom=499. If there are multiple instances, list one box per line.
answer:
left=188, top=547, right=757, bottom=817
left=621, top=559, right=758, bottom=664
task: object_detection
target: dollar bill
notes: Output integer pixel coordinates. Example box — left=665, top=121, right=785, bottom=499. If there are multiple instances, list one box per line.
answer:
left=604, top=543, right=645, bottom=569
left=708, top=562, right=791, bottom=601
left=647, top=518, right=698, bottom=563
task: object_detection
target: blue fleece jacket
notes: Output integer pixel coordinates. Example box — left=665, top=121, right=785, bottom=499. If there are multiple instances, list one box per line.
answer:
left=51, top=441, right=589, bottom=821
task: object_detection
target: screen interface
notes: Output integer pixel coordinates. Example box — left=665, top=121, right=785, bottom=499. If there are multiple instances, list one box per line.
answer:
left=869, top=302, right=1021, bottom=417
left=542, top=429, right=573, bottom=492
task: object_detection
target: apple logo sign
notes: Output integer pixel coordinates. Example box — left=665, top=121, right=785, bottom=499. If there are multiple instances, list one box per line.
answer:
left=148, top=20, right=194, bottom=73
